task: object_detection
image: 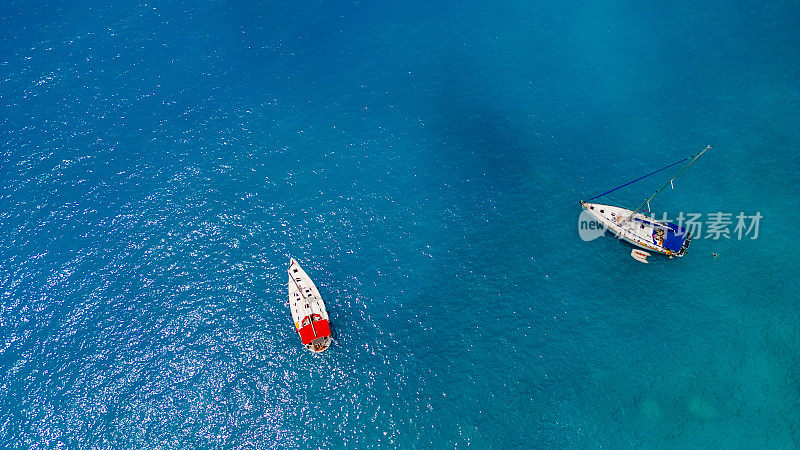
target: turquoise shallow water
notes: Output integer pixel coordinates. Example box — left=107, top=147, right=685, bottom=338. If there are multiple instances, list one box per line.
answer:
left=2, top=0, right=799, bottom=447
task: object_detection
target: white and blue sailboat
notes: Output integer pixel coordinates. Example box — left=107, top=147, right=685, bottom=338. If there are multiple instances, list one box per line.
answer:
left=580, top=146, right=711, bottom=259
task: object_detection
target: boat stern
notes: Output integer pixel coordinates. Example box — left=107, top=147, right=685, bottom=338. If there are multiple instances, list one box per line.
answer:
left=298, top=316, right=332, bottom=353
left=307, top=336, right=332, bottom=353
left=677, top=231, right=692, bottom=257
left=661, top=223, right=691, bottom=257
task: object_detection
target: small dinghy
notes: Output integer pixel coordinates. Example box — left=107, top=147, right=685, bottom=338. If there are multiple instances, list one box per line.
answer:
left=288, top=258, right=332, bottom=353
left=580, top=146, right=711, bottom=259
left=631, top=249, right=651, bottom=263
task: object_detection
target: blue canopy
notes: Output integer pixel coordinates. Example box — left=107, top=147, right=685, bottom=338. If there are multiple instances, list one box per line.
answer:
left=662, top=222, right=688, bottom=252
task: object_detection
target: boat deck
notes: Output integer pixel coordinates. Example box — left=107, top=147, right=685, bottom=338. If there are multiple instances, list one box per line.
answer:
left=581, top=202, right=690, bottom=257
left=288, top=258, right=332, bottom=352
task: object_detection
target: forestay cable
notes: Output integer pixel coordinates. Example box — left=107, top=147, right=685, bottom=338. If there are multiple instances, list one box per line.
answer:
left=585, top=157, right=690, bottom=202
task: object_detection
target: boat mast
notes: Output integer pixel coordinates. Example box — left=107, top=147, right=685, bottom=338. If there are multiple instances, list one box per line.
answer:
left=628, top=145, right=711, bottom=219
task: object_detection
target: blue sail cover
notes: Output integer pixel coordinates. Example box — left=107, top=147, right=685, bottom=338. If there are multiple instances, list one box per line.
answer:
left=662, top=222, right=688, bottom=252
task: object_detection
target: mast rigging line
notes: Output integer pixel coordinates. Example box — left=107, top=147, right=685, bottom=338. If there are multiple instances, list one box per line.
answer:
left=629, top=145, right=711, bottom=217
left=585, top=156, right=691, bottom=202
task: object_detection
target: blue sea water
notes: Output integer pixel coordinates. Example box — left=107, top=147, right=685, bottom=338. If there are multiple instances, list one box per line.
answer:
left=2, top=0, right=799, bottom=447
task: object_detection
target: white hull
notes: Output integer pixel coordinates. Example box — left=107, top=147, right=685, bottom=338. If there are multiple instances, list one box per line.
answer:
left=580, top=202, right=691, bottom=257
left=288, top=258, right=332, bottom=352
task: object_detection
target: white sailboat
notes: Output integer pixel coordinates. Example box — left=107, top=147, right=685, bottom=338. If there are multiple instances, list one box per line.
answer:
left=581, top=146, right=711, bottom=259
left=288, top=258, right=332, bottom=352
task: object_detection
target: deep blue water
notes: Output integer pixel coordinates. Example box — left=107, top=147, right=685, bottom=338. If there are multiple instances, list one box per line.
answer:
left=2, top=0, right=799, bottom=447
